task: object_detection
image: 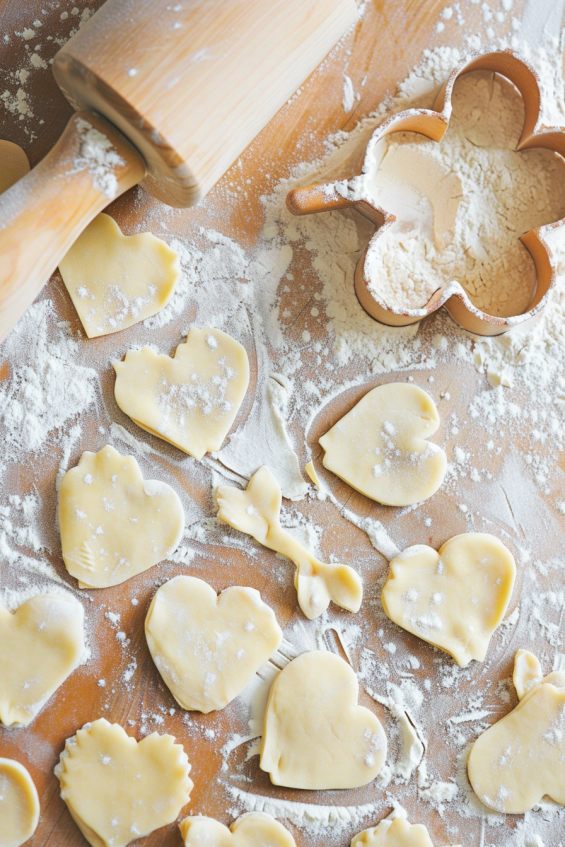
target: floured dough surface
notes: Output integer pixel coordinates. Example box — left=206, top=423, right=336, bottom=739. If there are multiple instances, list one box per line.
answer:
left=382, top=533, right=516, bottom=666
left=0, top=140, right=29, bottom=195
left=179, top=812, right=297, bottom=847
left=260, top=651, right=386, bottom=789
left=0, top=758, right=39, bottom=847
left=56, top=718, right=193, bottom=847
left=145, top=575, right=282, bottom=713
left=58, top=213, right=180, bottom=337
left=468, top=650, right=565, bottom=813
left=319, top=383, right=447, bottom=506
left=0, top=595, right=84, bottom=727
left=114, top=327, right=250, bottom=459
left=59, top=445, right=184, bottom=588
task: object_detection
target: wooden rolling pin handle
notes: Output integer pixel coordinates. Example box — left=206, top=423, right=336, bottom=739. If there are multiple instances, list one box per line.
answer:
left=0, top=111, right=146, bottom=343
left=286, top=184, right=357, bottom=216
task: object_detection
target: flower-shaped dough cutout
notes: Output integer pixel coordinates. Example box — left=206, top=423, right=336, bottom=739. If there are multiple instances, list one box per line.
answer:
left=0, top=595, right=85, bottom=727
left=55, top=719, right=193, bottom=847
left=0, top=140, right=29, bottom=195
left=145, top=575, right=283, bottom=713
left=468, top=649, right=565, bottom=813
left=382, top=533, right=516, bottom=666
left=260, top=651, right=387, bottom=789
left=59, top=445, right=184, bottom=588
left=58, top=213, right=180, bottom=338
left=352, top=815, right=462, bottom=847
left=216, top=465, right=362, bottom=619
left=319, top=383, right=447, bottom=507
left=179, top=812, right=297, bottom=847
left=114, top=327, right=250, bottom=460
left=0, top=758, right=39, bottom=847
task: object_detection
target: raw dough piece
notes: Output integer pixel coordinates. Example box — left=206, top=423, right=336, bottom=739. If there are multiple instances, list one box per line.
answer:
left=352, top=816, right=461, bottom=846
left=145, top=575, right=282, bottom=713
left=382, top=533, right=516, bottom=666
left=260, top=651, right=386, bottom=789
left=56, top=718, right=193, bottom=847
left=0, top=140, right=30, bottom=195
left=0, top=758, right=39, bottom=847
left=179, top=812, right=296, bottom=847
left=216, top=466, right=362, bottom=619
left=0, top=595, right=85, bottom=727
left=114, top=327, right=249, bottom=459
left=58, top=213, right=180, bottom=337
left=319, top=383, right=447, bottom=506
left=59, top=445, right=184, bottom=589
left=468, top=650, right=565, bottom=813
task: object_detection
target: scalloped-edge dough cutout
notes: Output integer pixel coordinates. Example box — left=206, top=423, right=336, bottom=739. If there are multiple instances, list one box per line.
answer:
left=55, top=719, right=193, bottom=847
left=114, top=327, right=250, bottom=459
left=145, top=575, right=282, bottom=713
left=59, top=445, right=184, bottom=588
left=58, top=213, right=180, bottom=337
left=260, top=651, right=387, bottom=789
left=179, top=812, right=297, bottom=847
left=0, top=140, right=29, bottom=195
left=0, top=758, right=39, bottom=847
left=382, top=533, right=516, bottom=666
left=352, top=815, right=462, bottom=846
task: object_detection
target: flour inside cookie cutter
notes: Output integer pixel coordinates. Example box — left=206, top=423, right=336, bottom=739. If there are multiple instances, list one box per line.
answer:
left=287, top=50, right=565, bottom=336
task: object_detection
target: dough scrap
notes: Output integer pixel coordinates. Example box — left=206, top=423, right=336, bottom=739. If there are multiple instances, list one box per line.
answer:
left=216, top=465, right=362, bottom=619
left=468, top=649, right=565, bottom=813
left=56, top=718, right=193, bottom=847
left=0, top=140, right=30, bottom=195
left=58, top=213, right=180, bottom=338
left=0, top=595, right=85, bottom=727
left=352, top=816, right=461, bottom=846
left=114, top=327, right=250, bottom=459
left=260, top=651, right=386, bottom=789
left=382, top=533, right=516, bottom=666
left=319, top=383, right=447, bottom=506
left=179, top=812, right=296, bottom=847
left=59, top=445, right=184, bottom=589
left=145, top=575, right=282, bottom=713
left=0, top=758, right=39, bottom=847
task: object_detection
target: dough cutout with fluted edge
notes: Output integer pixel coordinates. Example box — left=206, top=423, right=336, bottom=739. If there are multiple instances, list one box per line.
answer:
left=0, top=758, right=40, bottom=847
left=59, top=445, right=184, bottom=589
left=352, top=814, right=462, bottom=846
left=145, top=575, right=282, bottom=713
left=179, top=812, right=297, bottom=847
left=382, top=533, right=516, bottom=666
left=0, top=140, right=30, bottom=195
left=319, top=382, right=447, bottom=506
left=216, top=465, right=362, bottom=619
left=114, top=327, right=250, bottom=460
left=260, top=651, right=386, bottom=789
left=58, top=213, right=180, bottom=337
left=0, top=595, right=85, bottom=728
left=468, top=649, right=565, bottom=814
left=55, top=718, right=193, bottom=847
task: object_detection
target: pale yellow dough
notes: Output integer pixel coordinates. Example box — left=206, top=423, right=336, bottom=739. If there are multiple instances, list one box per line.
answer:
left=0, top=595, right=84, bottom=727
left=145, top=575, right=282, bottom=713
left=0, top=758, right=39, bottom=847
left=114, top=327, right=250, bottom=459
left=216, top=465, right=362, bottom=620
left=319, top=383, right=447, bottom=506
left=58, top=213, right=180, bottom=338
left=56, top=719, right=193, bottom=847
left=179, top=812, right=296, bottom=847
left=468, top=650, right=565, bottom=814
left=59, top=445, right=184, bottom=588
left=382, top=533, right=516, bottom=666
left=260, top=651, right=387, bottom=789
left=0, top=140, right=30, bottom=195
left=352, top=816, right=461, bottom=847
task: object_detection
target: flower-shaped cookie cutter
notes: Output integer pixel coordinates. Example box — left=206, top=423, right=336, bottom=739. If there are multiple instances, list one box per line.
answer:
left=287, top=50, right=565, bottom=336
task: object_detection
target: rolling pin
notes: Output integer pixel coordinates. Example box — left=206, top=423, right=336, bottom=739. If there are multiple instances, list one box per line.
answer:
left=0, top=0, right=357, bottom=343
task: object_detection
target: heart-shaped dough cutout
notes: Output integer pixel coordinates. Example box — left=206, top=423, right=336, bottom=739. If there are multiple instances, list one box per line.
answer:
left=0, top=758, right=39, bottom=847
left=0, top=140, right=30, bottom=195
left=56, top=718, right=193, bottom=847
left=260, top=651, right=386, bottom=789
left=352, top=816, right=462, bottom=847
left=58, top=213, right=180, bottom=338
left=319, top=383, right=447, bottom=506
left=179, top=812, right=296, bottom=847
left=59, top=445, right=184, bottom=588
left=382, top=533, right=516, bottom=666
left=0, top=595, right=85, bottom=727
left=146, top=575, right=282, bottom=713
left=468, top=650, right=565, bottom=813
left=114, top=327, right=250, bottom=460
